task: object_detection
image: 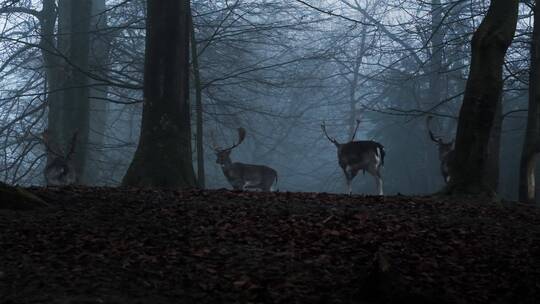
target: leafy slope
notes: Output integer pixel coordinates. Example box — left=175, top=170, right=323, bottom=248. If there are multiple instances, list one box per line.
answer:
left=0, top=188, right=539, bottom=303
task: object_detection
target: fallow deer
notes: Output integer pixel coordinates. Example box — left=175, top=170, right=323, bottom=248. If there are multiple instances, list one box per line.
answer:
left=322, top=120, right=385, bottom=195
left=426, top=116, right=454, bottom=184
left=212, top=128, right=278, bottom=191
left=41, top=130, right=78, bottom=186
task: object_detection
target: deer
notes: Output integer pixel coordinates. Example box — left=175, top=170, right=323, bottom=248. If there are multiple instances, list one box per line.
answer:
left=41, top=130, right=78, bottom=186
left=426, top=116, right=455, bottom=184
left=212, top=128, right=278, bottom=191
left=321, top=120, right=385, bottom=195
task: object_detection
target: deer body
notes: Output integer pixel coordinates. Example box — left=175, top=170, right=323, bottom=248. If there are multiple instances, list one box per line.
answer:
left=42, top=130, right=78, bottom=186
left=220, top=160, right=277, bottom=191
left=213, top=128, right=278, bottom=191
left=322, top=121, right=385, bottom=195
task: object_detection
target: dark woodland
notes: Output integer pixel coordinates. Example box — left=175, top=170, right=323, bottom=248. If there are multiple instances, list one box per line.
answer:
left=0, top=0, right=539, bottom=303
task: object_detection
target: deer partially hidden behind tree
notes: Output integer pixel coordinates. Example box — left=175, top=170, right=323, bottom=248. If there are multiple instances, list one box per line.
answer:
left=426, top=116, right=455, bottom=184
left=41, top=130, right=78, bottom=186
left=321, top=120, right=385, bottom=195
left=212, top=128, right=278, bottom=191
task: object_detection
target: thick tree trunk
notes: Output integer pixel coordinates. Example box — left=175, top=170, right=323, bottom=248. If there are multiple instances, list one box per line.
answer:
left=446, top=0, right=518, bottom=195
left=81, top=0, right=110, bottom=185
left=62, top=0, right=92, bottom=184
left=190, top=10, right=205, bottom=189
left=44, top=0, right=92, bottom=185
left=122, top=0, right=197, bottom=188
left=486, top=95, right=502, bottom=191
left=519, top=3, right=540, bottom=204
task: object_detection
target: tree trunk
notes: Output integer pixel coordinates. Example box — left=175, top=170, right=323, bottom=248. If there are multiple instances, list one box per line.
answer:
left=44, top=0, right=92, bottom=185
left=486, top=95, right=502, bottom=191
left=190, top=9, right=205, bottom=189
left=81, top=0, right=111, bottom=185
left=62, top=0, right=92, bottom=184
left=42, top=0, right=66, bottom=184
left=519, top=3, right=540, bottom=204
left=447, top=0, right=518, bottom=195
left=122, top=0, right=197, bottom=188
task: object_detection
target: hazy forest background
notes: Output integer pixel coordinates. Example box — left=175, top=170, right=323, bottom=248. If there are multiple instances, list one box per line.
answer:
left=0, top=0, right=536, bottom=201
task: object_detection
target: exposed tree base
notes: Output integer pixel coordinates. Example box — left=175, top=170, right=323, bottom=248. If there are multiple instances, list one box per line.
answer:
left=0, top=182, right=48, bottom=210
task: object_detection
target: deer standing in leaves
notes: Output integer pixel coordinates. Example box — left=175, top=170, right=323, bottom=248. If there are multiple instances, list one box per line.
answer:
left=322, top=120, right=385, bottom=195
left=426, top=116, right=455, bottom=184
left=41, top=130, right=78, bottom=186
left=212, top=128, right=278, bottom=191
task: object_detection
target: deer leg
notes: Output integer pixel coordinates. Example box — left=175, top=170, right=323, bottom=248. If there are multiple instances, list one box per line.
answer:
left=344, top=166, right=360, bottom=195
left=368, top=167, right=383, bottom=196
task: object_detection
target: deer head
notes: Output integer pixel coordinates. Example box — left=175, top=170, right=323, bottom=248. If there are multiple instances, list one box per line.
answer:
left=212, top=128, right=246, bottom=166
left=321, top=120, right=384, bottom=195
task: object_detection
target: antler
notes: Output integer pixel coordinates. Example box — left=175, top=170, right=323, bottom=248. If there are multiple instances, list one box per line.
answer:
left=350, top=119, right=361, bottom=141
left=223, top=127, right=246, bottom=151
left=40, top=129, right=64, bottom=157
left=426, top=116, right=442, bottom=144
left=65, top=131, right=78, bottom=160
left=321, top=121, right=339, bottom=146
left=209, top=130, right=221, bottom=151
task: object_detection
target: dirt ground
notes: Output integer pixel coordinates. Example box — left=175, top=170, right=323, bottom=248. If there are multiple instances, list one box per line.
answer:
left=1, top=187, right=539, bottom=303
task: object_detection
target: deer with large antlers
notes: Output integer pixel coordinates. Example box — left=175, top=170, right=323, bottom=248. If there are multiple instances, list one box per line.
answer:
left=212, top=128, right=278, bottom=191
left=322, top=120, right=385, bottom=195
left=426, top=116, right=455, bottom=184
left=41, top=130, right=78, bottom=186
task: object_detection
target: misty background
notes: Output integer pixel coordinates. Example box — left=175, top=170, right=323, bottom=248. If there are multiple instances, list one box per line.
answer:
left=0, top=0, right=533, bottom=199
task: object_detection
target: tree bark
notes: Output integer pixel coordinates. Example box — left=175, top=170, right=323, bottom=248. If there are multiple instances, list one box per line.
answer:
left=81, top=0, right=111, bottom=185
left=44, top=0, right=92, bottom=185
left=447, top=0, right=518, bottom=195
left=61, top=0, right=92, bottom=184
left=519, top=3, right=540, bottom=204
left=122, top=0, right=197, bottom=188
left=190, top=9, right=205, bottom=189
left=486, top=95, right=502, bottom=191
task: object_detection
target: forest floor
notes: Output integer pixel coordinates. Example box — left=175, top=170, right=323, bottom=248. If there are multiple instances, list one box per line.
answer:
left=0, top=187, right=539, bottom=304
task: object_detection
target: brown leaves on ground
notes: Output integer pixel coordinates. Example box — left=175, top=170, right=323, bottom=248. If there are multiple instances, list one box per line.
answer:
left=0, top=187, right=539, bottom=303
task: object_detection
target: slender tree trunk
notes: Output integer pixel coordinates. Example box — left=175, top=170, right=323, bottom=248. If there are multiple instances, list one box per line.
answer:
left=519, top=3, right=540, bottom=204
left=447, top=0, right=518, bottom=195
left=428, top=0, right=444, bottom=105
left=190, top=9, right=205, bottom=189
left=42, top=0, right=65, bottom=183
left=122, top=0, right=196, bottom=188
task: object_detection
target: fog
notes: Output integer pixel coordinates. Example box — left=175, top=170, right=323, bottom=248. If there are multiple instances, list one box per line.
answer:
left=0, top=0, right=534, bottom=200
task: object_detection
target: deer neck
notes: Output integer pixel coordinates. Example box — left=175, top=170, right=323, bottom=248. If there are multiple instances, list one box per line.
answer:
left=220, top=157, right=233, bottom=169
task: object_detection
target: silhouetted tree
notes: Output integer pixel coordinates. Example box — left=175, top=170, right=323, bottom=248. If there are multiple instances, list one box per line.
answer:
left=520, top=2, right=540, bottom=203
left=447, top=0, right=519, bottom=195
left=122, top=0, right=196, bottom=188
